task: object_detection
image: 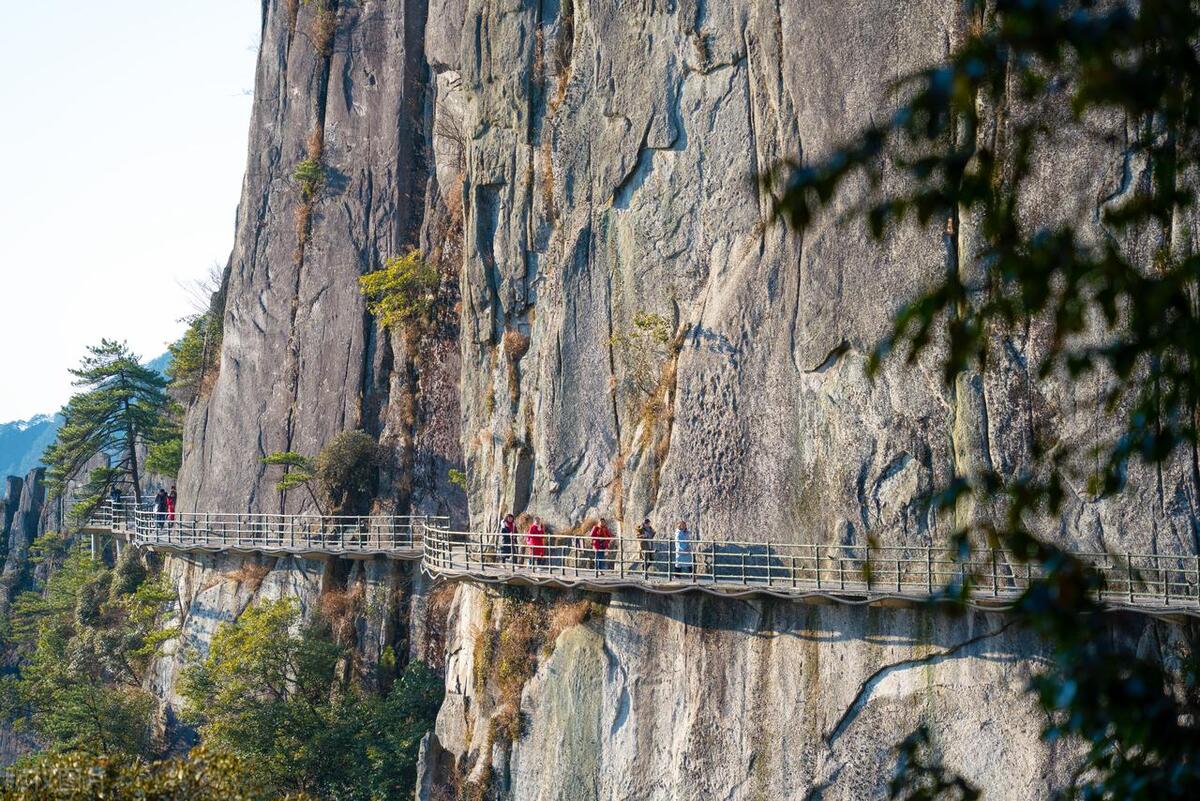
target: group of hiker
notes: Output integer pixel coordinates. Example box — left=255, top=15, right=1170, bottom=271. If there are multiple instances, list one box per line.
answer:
left=495, top=513, right=697, bottom=573
left=105, top=485, right=178, bottom=529
left=152, top=486, right=177, bottom=527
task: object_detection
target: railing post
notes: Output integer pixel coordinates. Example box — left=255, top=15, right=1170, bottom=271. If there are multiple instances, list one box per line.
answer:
left=991, top=549, right=998, bottom=597
left=791, top=555, right=797, bottom=590
left=839, top=551, right=845, bottom=590
left=740, top=552, right=746, bottom=584
left=1163, top=559, right=1170, bottom=607
left=816, top=548, right=822, bottom=589
left=926, top=547, right=932, bottom=595
left=1126, top=552, right=1134, bottom=603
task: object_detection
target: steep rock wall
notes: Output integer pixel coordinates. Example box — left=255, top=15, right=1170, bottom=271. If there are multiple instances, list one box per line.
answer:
left=163, top=0, right=1199, bottom=796
left=149, top=551, right=426, bottom=723
left=162, top=0, right=466, bottom=709
left=177, top=0, right=462, bottom=519
left=0, top=467, right=45, bottom=615
left=428, top=0, right=1200, bottom=796
left=451, top=0, right=1197, bottom=553
left=427, top=585, right=1197, bottom=800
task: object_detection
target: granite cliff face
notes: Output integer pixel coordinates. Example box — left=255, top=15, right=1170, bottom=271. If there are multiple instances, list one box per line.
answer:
left=165, top=0, right=1197, bottom=797
left=0, top=468, right=46, bottom=615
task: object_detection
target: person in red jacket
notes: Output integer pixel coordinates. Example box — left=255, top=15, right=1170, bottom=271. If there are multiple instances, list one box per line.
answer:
left=526, top=516, right=548, bottom=567
left=589, top=518, right=613, bottom=571
left=166, top=486, right=177, bottom=525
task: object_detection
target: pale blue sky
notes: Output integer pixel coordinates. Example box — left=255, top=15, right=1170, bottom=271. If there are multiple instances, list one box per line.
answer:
left=0, top=1, right=261, bottom=421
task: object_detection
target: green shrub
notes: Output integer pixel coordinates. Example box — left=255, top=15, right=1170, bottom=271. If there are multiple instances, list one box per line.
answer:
left=359, top=249, right=439, bottom=331
left=264, top=431, right=384, bottom=515
left=314, top=430, right=384, bottom=515
left=293, top=158, right=324, bottom=199
left=145, top=437, right=182, bottom=478
left=167, top=312, right=222, bottom=403
left=1, top=746, right=282, bottom=800
left=181, top=598, right=441, bottom=800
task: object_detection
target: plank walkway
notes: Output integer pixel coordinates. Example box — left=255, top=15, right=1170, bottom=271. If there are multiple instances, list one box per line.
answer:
left=84, top=501, right=1200, bottom=619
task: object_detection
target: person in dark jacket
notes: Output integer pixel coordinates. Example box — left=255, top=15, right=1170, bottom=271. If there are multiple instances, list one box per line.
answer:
left=636, top=518, right=656, bottom=572
left=153, top=489, right=168, bottom=529
left=499, top=513, right=516, bottom=563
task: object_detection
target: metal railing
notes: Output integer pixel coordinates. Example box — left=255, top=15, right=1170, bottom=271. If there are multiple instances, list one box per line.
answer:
left=420, top=526, right=1200, bottom=614
left=89, top=500, right=444, bottom=557
left=84, top=501, right=1200, bottom=614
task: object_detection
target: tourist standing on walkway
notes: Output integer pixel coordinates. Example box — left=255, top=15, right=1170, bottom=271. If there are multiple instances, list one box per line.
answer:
left=636, top=518, right=656, bottom=571
left=590, top=518, right=613, bottom=571
left=153, top=489, right=168, bottom=529
left=673, top=520, right=694, bottom=574
left=527, top=516, right=548, bottom=566
left=499, top=513, right=516, bottom=562
left=166, top=486, right=177, bottom=525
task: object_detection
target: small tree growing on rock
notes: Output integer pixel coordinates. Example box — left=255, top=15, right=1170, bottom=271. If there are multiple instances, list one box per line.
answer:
left=264, top=431, right=385, bottom=516
left=610, top=311, right=677, bottom=425
left=359, top=249, right=440, bottom=334
left=314, top=430, right=384, bottom=515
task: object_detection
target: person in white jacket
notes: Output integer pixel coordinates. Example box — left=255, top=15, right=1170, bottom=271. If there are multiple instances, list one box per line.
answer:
left=673, top=520, right=694, bottom=574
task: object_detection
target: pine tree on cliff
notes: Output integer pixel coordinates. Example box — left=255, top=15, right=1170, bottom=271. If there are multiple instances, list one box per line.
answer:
left=44, top=340, right=170, bottom=515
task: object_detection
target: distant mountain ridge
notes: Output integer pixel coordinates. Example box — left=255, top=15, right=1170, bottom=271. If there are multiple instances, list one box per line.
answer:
left=0, top=414, right=61, bottom=478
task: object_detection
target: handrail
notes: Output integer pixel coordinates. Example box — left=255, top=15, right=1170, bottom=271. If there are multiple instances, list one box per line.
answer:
left=82, top=502, right=1200, bottom=616
left=418, top=525, right=1200, bottom=617
left=87, top=500, right=447, bottom=558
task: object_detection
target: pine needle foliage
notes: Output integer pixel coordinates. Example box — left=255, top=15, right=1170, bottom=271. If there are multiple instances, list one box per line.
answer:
left=4, top=542, right=175, bottom=757
left=262, top=451, right=321, bottom=513
left=294, top=158, right=324, bottom=200
left=263, top=431, right=384, bottom=515
left=2, top=746, right=305, bottom=801
left=167, top=312, right=222, bottom=404
left=180, top=598, right=441, bottom=800
left=359, top=249, right=439, bottom=332
left=43, top=340, right=170, bottom=513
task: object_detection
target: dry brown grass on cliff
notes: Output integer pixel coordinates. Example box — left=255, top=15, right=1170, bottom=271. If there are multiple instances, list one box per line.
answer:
left=310, top=1, right=337, bottom=55
left=306, top=128, right=324, bottom=162
left=502, top=329, right=530, bottom=362
left=545, top=597, right=600, bottom=647
left=469, top=592, right=608, bottom=749
left=492, top=599, right=541, bottom=742
left=226, top=561, right=271, bottom=592
left=285, top=0, right=300, bottom=33
left=319, top=583, right=365, bottom=644
left=294, top=201, right=313, bottom=260
left=422, top=581, right=458, bottom=668
left=503, top=331, right=529, bottom=405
